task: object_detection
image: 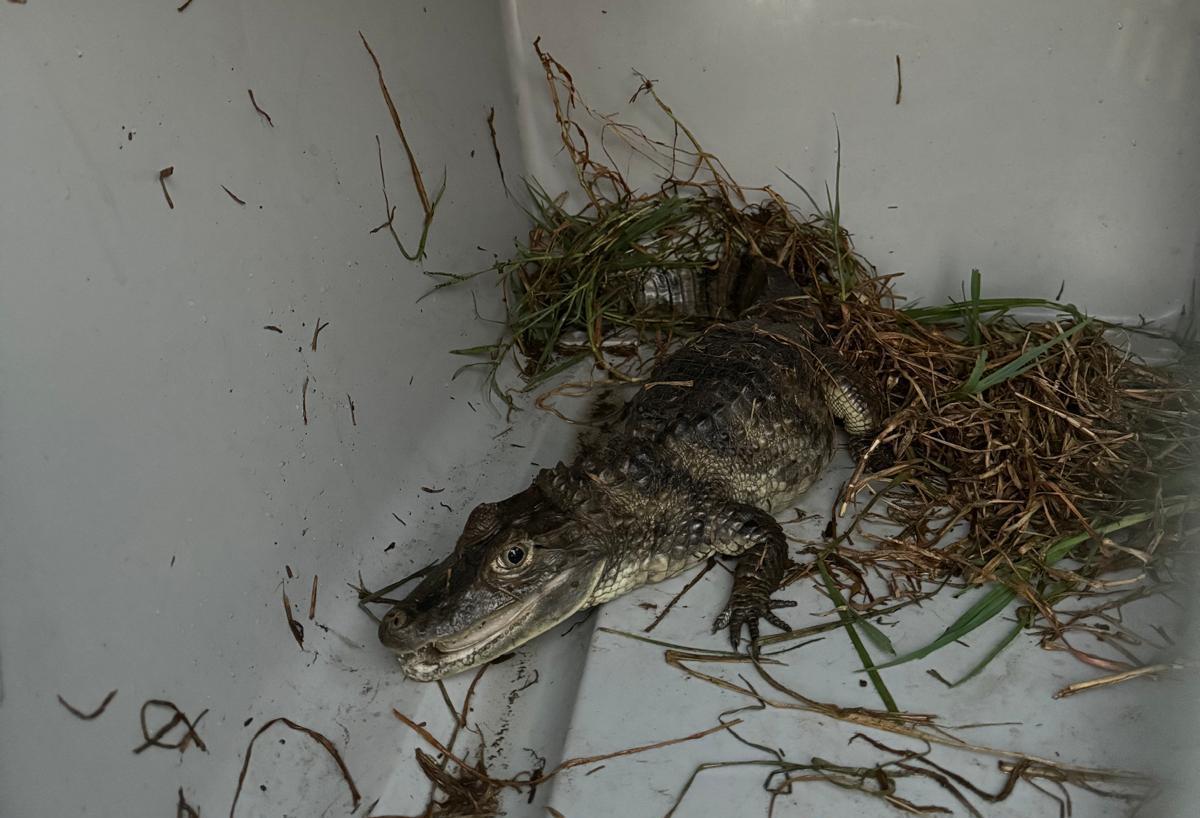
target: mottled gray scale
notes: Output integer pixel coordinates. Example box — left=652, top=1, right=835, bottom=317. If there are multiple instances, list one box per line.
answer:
left=378, top=280, right=890, bottom=679
left=625, top=322, right=835, bottom=514
left=809, top=346, right=883, bottom=437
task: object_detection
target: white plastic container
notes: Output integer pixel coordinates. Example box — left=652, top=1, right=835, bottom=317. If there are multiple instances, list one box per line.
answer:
left=2, top=2, right=1196, bottom=816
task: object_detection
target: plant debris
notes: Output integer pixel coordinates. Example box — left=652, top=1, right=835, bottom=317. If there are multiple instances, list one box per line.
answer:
left=644, top=557, right=715, bottom=633
left=57, top=689, right=118, bottom=720
left=263, top=325, right=283, bottom=333
left=133, top=699, right=208, bottom=754
left=221, top=184, right=246, bottom=205
left=247, top=89, right=273, bottom=127
left=176, top=0, right=194, bottom=11
left=392, top=705, right=737, bottom=792
left=308, top=574, right=319, bottom=620
left=301, top=376, right=309, bottom=425
left=895, top=54, right=903, bottom=105
left=229, top=718, right=361, bottom=818
left=348, top=393, right=358, bottom=426
left=158, top=166, right=175, bottom=209
left=412, top=746, right=500, bottom=817
left=641, top=642, right=1160, bottom=816
left=176, top=787, right=200, bottom=818
left=310, top=317, right=329, bottom=351
left=282, top=589, right=304, bottom=648
left=486, top=106, right=509, bottom=198
left=360, top=32, right=445, bottom=262
left=1052, top=662, right=1186, bottom=700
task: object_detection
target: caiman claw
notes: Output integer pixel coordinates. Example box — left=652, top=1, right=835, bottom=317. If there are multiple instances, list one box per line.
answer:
left=711, top=503, right=797, bottom=652
left=714, top=593, right=796, bottom=652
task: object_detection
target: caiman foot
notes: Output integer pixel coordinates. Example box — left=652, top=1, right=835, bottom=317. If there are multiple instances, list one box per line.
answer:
left=714, top=594, right=796, bottom=651
left=708, top=502, right=797, bottom=652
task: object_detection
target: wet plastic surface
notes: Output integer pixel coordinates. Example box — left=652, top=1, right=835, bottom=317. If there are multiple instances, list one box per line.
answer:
left=2, top=2, right=1197, bottom=817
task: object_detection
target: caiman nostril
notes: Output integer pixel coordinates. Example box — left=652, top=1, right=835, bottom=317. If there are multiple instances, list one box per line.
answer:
left=380, top=608, right=408, bottom=635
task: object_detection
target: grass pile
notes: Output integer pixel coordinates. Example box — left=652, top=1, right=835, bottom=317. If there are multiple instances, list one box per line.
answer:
left=438, top=41, right=873, bottom=406
left=441, top=42, right=1200, bottom=688
left=814, top=271, right=1199, bottom=683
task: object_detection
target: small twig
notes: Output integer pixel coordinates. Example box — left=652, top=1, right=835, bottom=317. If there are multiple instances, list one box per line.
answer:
left=158, top=166, right=175, bottom=210
left=176, top=0, right=194, bottom=11
left=176, top=787, right=200, bottom=818
left=428, top=663, right=492, bottom=808
left=486, top=106, right=509, bottom=197
left=392, top=708, right=738, bottom=788
left=229, top=718, right=361, bottom=818
left=221, top=184, right=246, bottom=205
left=926, top=669, right=954, bottom=688
left=133, top=700, right=208, bottom=754
left=247, top=89, right=274, bottom=126
left=301, top=376, right=309, bottom=425
left=282, top=590, right=305, bottom=648
left=817, top=557, right=900, bottom=713
left=308, top=574, right=319, bottom=620
left=347, top=393, right=357, bottom=426
left=360, top=33, right=429, bottom=215
left=57, top=689, right=118, bottom=720
left=1052, top=663, right=1177, bottom=699
left=263, top=325, right=282, bottom=333
left=895, top=55, right=903, bottom=105
left=310, top=318, right=329, bottom=351
left=644, top=558, right=715, bottom=633
left=534, top=718, right=741, bottom=785
left=642, top=380, right=694, bottom=390
left=360, top=32, right=443, bottom=261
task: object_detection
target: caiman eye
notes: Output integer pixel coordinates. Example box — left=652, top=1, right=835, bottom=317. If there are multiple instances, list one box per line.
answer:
left=494, top=544, right=531, bottom=573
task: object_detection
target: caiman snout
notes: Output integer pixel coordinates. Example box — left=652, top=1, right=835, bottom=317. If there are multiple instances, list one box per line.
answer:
left=378, top=607, right=409, bottom=646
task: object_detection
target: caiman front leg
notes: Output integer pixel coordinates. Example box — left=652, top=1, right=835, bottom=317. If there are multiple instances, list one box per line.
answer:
left=709, top=502, right=796, bottom=650
left=811, top=346, right=893, bottom=471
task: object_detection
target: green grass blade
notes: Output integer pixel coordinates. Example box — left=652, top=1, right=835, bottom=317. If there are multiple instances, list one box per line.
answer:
left=869, top=500, right=1199, bottom=672
left=829, top=117, right=846, bottom=299
left=903, top=297, right=1082, bottom=324
left=949, top=616, right=1028, bottom=687
left=961, top=350, right=988, bottom=393
left=966, top=268, right=982, bottom=346
left=516, top=351, right=589, bottom=391
left=818, top=559, right=899, bottom=712
left=856, top=617, right=896, bottom=656
left=777, top=167, right=823, bottom=214
left=869, top=584, right=1016, bottom=671
left=957, top=318, right=1092, bottom=396
left=450, top=360, right=494, bottom=380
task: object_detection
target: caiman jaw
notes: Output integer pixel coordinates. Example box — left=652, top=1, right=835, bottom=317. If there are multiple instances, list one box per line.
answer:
left=431, top=594, right=540, bottom=654
left=387, top=562, right=606, bottom=682
left=400, top=596, right=539, bottom=681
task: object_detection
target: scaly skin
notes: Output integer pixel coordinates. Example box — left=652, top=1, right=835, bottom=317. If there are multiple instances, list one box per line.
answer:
left=378, top=313, right=884, bottom=681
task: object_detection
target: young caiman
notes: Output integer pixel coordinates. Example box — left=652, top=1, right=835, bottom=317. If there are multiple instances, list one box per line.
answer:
left=378, top=275, right=885, bottom=681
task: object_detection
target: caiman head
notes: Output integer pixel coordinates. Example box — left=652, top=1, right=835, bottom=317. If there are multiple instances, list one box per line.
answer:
left=377, top=481, right=607, bottom=681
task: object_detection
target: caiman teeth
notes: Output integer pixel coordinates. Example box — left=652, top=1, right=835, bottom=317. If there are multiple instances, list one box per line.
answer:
left=431, top=594, right=538, bottom=653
